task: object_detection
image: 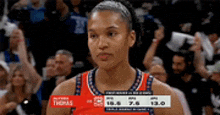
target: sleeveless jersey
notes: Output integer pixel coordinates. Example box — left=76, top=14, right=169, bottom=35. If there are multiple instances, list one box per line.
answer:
left=71, top=68, right=154, bottom=115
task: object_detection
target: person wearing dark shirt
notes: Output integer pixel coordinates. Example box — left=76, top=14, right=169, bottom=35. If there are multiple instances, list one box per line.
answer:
left=56, top=0, right=89, bottom=70
left=41, top=50, right=78, bottom=115
left=42, top=49, right=80, bottom=100
left=167, top=50, right=213, bottom=115
left=54, top=49, right=77, bottom=80
left=197, top=60, right=220, bottom=115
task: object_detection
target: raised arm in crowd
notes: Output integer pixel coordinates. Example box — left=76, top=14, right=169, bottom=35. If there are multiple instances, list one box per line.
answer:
left=0, top=29, right=42, bottom=115
left=192, top=33, right=211, bottom=79
left=143, top=26, right=164, bottom=70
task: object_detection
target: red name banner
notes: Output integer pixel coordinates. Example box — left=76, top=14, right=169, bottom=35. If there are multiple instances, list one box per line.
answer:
left=50, top=95, right=104, bottom=108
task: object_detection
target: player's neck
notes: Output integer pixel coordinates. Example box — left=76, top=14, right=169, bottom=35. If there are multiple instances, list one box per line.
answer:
left=96, top=61, right=136, bottom=87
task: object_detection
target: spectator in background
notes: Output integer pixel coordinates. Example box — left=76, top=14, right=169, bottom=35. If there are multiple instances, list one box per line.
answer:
left=167, top=46, right=213, bottom=115
left=166, top=0, right=201, bottom=35
left=0, top=60, right=16, bottom=115
left=20, top=0, right=65, bottom=75
left=41, top=56, right=56, bottom=115
left=56, top=0, right=89, bottom=69
left=26, top=0, right=46, bottom=23
left=135, top=1, right=154, bottom=24
left=46, top=56, right=55, bottom=67
left=0, top=101, right=17, bottom=115
left=10, top=0, right=28, bottom=10
left=144, top=56, right=164, bottom=73
left=137, top=1, right=161, bottom=69
left=209, top=61, right=220, bottom=115
left=9, top=0, right=30, bottom=24
left=205, top=23, right=220, bottom=56
left=0, top=61, right=9, bottom=97
left=192, top=34, right=220, bottom=114
left=44, top=56, right=56, bottom=80
left=0, top=65, right=41, bottom=115
left=11, top=0, right=46, bottom=23
left=0, top=29, right=43, bottom=115
left=56, top=0, right=87, bottom=35
left=143, top=26, right=191, bottom=114
left=41, top=50, right=78, bottom=115
left=55, top=49, right=76, bottom=82
left=192, top=32, right=219, bottom=80
left=0, top=29, right=35, bottom=66
left=143, top=26, right=164, bottom=71
left=149, top=65, right=191, bottom=115
left=42, top=49, right=75, bottom=103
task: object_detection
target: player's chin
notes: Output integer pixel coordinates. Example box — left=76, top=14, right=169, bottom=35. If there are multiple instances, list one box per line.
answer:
left=97, top=61, right=115, bottom=71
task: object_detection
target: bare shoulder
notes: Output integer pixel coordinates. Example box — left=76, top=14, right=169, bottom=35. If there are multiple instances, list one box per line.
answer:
left=46, top=77, right=76, bottom=115
left=152, top=78, right=184, bottom=115
left=152, top=78, right=174, bottom=95
left=53, top=77, right=77, bottom=95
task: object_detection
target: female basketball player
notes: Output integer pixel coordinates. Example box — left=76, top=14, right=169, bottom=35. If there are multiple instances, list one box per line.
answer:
left=47, top=0, right=184, bottom=114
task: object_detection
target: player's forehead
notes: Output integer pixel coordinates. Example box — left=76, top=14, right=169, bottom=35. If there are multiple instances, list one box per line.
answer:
left=88, top=11, right=125, bottom=31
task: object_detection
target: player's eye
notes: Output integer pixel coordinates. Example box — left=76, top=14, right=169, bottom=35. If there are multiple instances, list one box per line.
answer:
left=108, top=32, right=117, bottom=37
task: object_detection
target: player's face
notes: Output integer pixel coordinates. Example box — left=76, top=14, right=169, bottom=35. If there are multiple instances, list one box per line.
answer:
left=88, top=11, right=135, bottom=70
left=172, top=55, right=186, bottom=74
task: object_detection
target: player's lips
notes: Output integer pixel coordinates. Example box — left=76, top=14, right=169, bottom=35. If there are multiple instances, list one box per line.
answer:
left=97, top=52, right=112, bottom=60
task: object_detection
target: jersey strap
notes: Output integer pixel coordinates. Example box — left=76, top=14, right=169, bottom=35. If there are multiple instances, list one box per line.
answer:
left=70, top=73, right=83, bottom=114
left=75, top=73, right=83, bottom=95
left=145, top=73, right=154, bottom=115
left=146, top=74, right=154, bottom=91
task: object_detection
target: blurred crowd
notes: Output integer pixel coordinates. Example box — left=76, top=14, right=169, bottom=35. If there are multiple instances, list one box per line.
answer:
left=0, top=0, right=220, bottom=115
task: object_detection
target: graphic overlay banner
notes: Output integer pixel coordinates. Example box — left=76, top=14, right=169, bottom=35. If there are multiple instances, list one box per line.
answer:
left=50, top=91, right=171, bottom=112
left=104, top=95, right=171, bottom=108
left=50, top=95, right=95, bottom=108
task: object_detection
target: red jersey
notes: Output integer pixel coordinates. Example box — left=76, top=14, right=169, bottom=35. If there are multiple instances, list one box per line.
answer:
left=71, top=68, right=154, bottom=115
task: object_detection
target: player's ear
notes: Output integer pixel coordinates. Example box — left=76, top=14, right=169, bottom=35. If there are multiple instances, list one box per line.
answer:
left=128, top=30, right=136, bottom=47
